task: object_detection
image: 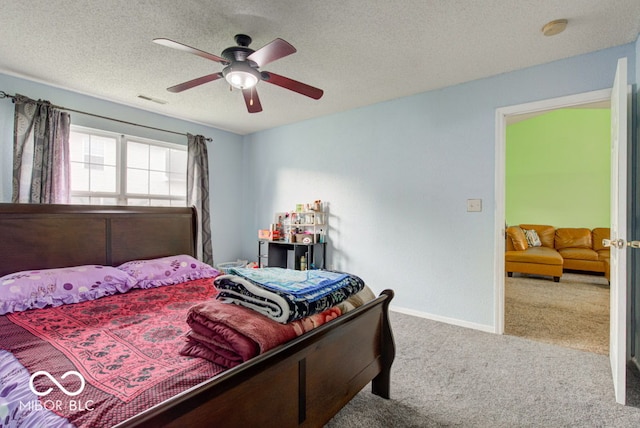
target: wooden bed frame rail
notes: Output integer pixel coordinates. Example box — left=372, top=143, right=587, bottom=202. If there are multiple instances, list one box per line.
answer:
left=0, top=203, right=395, bottom=427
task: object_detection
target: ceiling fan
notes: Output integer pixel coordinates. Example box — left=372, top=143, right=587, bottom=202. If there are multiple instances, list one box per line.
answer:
left=153, top=34, right=324, bottom=113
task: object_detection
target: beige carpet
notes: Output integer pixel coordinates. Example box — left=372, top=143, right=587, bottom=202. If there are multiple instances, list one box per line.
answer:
left=505, top=272, right=610, bottom=355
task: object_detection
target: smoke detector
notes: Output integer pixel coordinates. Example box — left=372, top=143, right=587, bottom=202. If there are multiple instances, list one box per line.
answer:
left=542, top=19, right=568, bottom=36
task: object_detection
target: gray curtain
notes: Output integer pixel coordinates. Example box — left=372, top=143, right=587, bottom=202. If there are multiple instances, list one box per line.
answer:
left=187, top=133, right=213, bottom=266
left=12, top=95, right=71, bottom=203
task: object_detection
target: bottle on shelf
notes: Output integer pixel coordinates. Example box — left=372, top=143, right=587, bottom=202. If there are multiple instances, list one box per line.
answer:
left=300, top=256, right=307, bottom=271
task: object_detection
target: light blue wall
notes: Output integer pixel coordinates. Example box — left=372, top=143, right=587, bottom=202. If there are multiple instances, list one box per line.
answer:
left=242, top=43, right=637, bottom=329
left=0, top=73, right=245, bottom=266
left=637, top=33, right=640, bottom=87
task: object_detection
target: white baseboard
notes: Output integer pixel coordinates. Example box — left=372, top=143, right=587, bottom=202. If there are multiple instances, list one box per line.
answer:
left=390, top=305, right=496, bottom=334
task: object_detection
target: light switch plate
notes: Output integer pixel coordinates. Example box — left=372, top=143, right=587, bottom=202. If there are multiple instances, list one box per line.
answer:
left=467, top=199, right=482, bottom=212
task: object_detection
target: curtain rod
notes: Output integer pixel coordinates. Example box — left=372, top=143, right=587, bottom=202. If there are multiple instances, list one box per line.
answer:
left=0, top=90, right=212, bottom=142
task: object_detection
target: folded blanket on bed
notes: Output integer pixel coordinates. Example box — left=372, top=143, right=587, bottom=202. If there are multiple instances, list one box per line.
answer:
left=214, top=268, right=365, bottom=323
left=180, top=298, right=341, bottom=368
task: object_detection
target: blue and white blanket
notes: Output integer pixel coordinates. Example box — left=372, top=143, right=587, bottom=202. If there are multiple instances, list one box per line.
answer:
left=214, top=268, right=365, bottom=323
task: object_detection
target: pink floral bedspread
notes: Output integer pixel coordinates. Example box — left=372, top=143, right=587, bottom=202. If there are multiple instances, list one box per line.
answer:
left=1, top=278, right=225, bottom=427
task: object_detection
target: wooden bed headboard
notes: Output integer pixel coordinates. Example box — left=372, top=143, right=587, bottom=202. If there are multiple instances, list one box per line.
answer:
left=0, top=203, right=197, bottom=277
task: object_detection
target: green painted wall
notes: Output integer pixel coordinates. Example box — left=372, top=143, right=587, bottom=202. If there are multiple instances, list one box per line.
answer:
left=506, top=108, right=610, bottom=229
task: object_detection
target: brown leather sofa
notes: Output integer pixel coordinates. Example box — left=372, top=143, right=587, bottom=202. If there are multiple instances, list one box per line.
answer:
left=505, top=224, right=610, bottom=282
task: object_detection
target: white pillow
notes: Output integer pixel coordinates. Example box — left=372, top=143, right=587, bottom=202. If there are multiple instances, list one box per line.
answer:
left=523, top=229, right=542, bottom=247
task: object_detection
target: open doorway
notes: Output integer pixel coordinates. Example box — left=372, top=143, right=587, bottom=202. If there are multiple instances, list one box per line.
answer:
left=496, top=58, right=631, bottom=406
left=503, top=103, right=611, bottom=354
left=493, top=88, right=612, bottom=337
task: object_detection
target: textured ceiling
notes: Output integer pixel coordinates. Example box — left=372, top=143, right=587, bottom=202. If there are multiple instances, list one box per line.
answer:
left=0, top=1, right=638, bottom=135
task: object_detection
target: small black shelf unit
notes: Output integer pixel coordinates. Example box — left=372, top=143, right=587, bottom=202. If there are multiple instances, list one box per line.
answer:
left=258, top=240, right=326, bottom=270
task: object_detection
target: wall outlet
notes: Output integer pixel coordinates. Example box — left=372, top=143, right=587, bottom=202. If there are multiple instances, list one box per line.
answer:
left=467, top=199, right=482, bottom=212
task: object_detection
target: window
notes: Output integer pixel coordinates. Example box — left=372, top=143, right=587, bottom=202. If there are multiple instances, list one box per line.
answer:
left=70, top=126, right=187, bottom=206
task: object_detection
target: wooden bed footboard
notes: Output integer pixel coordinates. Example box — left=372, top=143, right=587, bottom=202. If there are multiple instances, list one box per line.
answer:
left=118, top=289, right=395, bottom=428
left=0, top=203, right=396, bottom=428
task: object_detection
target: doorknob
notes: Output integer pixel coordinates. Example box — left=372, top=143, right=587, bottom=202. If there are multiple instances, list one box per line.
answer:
left=628, top=241, right=640, bottom=249
left=603, top=238, right=626, bottom=249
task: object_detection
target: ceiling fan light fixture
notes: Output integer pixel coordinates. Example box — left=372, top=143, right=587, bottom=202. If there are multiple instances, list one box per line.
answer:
left=155, top=34, right=323, bottom=113
left=223, top=62, right=260, bottom=89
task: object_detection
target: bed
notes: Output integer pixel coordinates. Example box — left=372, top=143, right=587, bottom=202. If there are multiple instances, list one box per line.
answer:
left=0, top=203, right=395, bottom=427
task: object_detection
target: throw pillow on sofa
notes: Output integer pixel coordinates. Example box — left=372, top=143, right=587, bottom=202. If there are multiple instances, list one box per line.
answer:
left=523, top=229, right=542, bottom=247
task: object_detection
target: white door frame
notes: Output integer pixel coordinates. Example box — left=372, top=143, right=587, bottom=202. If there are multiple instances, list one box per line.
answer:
left=493, top=88, right=612, bottom=334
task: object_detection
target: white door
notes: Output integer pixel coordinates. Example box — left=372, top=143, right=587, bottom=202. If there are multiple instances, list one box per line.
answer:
left=607, top=57, right=628, bottom=405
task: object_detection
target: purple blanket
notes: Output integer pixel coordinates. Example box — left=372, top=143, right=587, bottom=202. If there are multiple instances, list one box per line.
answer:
left=180, top=299, right=341, bottom=368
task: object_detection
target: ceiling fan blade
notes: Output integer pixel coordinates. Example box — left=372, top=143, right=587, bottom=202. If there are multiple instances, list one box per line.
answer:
left=242, top=88, right=263, bottom=113
left=247, top=38, right=296, bottom=67
left=153, top=38, right=229, bottom=64
left=167, top=73, right=223, bottom=93
left=262, top=72, right=324, bottom=100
